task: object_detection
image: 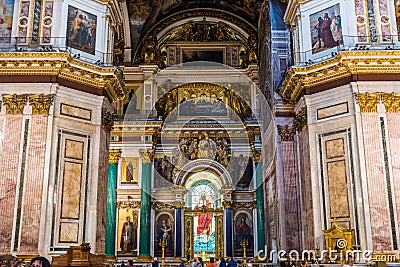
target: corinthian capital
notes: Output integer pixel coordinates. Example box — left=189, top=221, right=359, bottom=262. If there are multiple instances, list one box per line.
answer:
left=140, top=149, right=154, bottom=163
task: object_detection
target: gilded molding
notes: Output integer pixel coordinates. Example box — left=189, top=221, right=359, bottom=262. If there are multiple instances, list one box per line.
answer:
left=0, top=52, right=127, bottom=102
left=232, top=201, right=257, bottom=209
left=294, top=107, right=307, bottom=132
left=151, top=201, right=183, bottom=209
left=109, top=149, right=121, bottom=163
left=381, top=93, right=400, bottom=112
left=139, top=149, right=154, bottom=163
left=29, top=94, right=54, bottom=115
left=280, top=51, right=400, bottom=102
left=355, top=93, right=380, bottom=112
left=116, top=201, right=141, bottom=209
left=2, top=94, right=28, bottom=114
left=102, top=108, right=114, bottom=133
left=277, top=125, right=295, bottom=141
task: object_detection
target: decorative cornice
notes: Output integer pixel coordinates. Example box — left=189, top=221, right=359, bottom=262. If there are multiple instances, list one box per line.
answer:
left=2, top=94, right=28, bottom=114
left=151, top=201, right=175, bottom=210
left=29, top=94, right=54, bottom=115
left=109, top=149, right=121, bottom=163
left=0, top=52, right=127, bottom=102
left=102, top=108, right=114, bottom=133
left=277, top=125, right=295, bottom=141
left=280, top=51, right=400, bottom=102
left=381, top=93, right=400, bottom=112
left=355, top=93, right=380, bottom=112
left=116, top=201, right=141, bottom=210
left=139, top=149, right=154, bottom=163
left=232, top=201, right=257, bottom=209
left=293, top=107, right=307, bottom=132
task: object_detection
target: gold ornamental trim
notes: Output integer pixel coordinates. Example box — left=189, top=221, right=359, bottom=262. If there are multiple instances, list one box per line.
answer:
left=2, top=94, right=28, bottom=114
left=109, top=149, right=121, bottom=163
left=252, top=150, right=261, bottom=163
left=280, top=51, right=400, bottom=102
left=116, top=201, right=141, bottom=210
left=294, top=107, right=307, bottom=132
left=29, top=94, right=54, bottom=115
left=139, top=149, right=154, bottom=163
left=222, top=200, right=234, bottom=208
left=102, top=108, right=114, bottom=133
left=0, top=52, right=127, bottom=102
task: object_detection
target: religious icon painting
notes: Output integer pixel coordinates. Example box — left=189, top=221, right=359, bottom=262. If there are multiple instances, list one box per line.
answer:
left=0, top=0, right=15, bottom=43
left=121, top=157, right=139, bottom=184
left=118, top=209, right=139, bottom=255
left=309, top=4, right=343, bottom=54
left=233, top=211, right=254, bottom=257
left=154, top=211, right=175, bottom=257
left=66, top=5, right=97, bottom=54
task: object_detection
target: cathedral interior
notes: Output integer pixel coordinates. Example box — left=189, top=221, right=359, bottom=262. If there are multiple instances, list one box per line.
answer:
left=1, top=0, right=400, bottom=266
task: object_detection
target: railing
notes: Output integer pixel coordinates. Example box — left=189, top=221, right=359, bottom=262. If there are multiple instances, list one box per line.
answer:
left=292, top=34, right=400, bottom=67
left=0, top=37, right=116, bottom=67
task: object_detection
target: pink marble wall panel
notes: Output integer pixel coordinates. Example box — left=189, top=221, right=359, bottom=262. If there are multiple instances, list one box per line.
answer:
left=0, top=116, right=23, bottom=252
left=298, top=129, right=314, bottom=249
left=362, top=113, right=392, bottom=250
left=19, top=116, right=48, bottom=253
left=281, top=141, right=300, bottom=251
left=386, top=113, right=400, bottom=248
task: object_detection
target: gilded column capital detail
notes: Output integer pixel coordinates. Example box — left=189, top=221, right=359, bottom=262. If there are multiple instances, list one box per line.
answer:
left=355, top=93, right=380, bottom=112
left=277, top=125, right=295, bottom=141
left=109, top=149, right=121, bottom=163
left=102, top=108, right=114, bottom=133
left=140, top=149, right=154, bottom=163
left=29, top=94, right=54, bottom=115
left=253, top=150, right=261, bottom=163
left=294, top=107, right=307, bottom=132
left=382, top=93, right=400, bottom=112
left=2, top=94, right=28, bottom=114
left=222, top=200, right=234, bottom=209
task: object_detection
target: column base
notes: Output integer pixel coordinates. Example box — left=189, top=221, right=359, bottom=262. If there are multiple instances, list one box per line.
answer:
left=136, top=255, right=153, bottom=262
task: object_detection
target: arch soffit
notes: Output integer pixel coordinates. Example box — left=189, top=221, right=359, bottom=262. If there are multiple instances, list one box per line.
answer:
left=176, top=159, right=232, bottom=187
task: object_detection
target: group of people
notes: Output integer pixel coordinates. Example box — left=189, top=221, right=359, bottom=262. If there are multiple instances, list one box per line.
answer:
left=313, top=12, right=342, bottom=50
left=188, top=257, right=253, bottom=267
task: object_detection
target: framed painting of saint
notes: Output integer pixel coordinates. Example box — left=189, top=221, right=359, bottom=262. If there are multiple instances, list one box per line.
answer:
left=121, top=157, right=139, bottom=184
left=66, top=5, right=97, bottom=54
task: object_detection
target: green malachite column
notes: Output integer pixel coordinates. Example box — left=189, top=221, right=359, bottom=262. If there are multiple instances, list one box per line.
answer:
left=137, top=149, right=154, bottom=262
left=105, top=149, right=121, bottom=256
left=255, top=155, right=266, bottom=254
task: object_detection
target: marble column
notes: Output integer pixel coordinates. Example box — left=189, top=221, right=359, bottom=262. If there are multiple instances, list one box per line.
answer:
left=175, top=206, right=183, bottom=258
left=255, top=154, right=266, bottom=253
left=105, top=149, right=121, bottom=256
left=223, top=200, right=234, bottom=257
left=137, top=149, right=154, bottom=262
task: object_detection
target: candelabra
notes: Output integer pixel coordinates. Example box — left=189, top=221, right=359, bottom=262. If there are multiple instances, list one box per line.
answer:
left=240, top=238, right=249, bottom=262
left=159, top=239, right=167, bottom=265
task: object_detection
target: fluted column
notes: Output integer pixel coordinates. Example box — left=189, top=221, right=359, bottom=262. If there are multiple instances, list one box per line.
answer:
left=105, top=149, right=121, bottom=256
left=254, top=152, right=266, bottom=253
left=137, top=149, right=154, bottom=262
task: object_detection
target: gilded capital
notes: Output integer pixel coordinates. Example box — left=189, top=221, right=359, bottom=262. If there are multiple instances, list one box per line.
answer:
left=102, top=108, right=114, bottom=133
left=2, top=94, right=28, bottom=114
left=222, top=200, right=234, bottom=209
left=29, top=94, right=54, bottom=115
left=277, top=125, right=295, bottom=141
left=381, top=93, right=400, bottom=112
left=294, top=107, right=307, bottom=132
left=356, top=93, right=380, bottom=112
left=109, top=149, right=121, bottom=163
left=253, top=150, right=261, bottom=163
left=140, top=149, right=154, bottom=163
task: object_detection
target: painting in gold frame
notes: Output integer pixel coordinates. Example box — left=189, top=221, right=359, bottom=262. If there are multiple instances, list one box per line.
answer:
left=121, top=157, right=139, bottom=184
